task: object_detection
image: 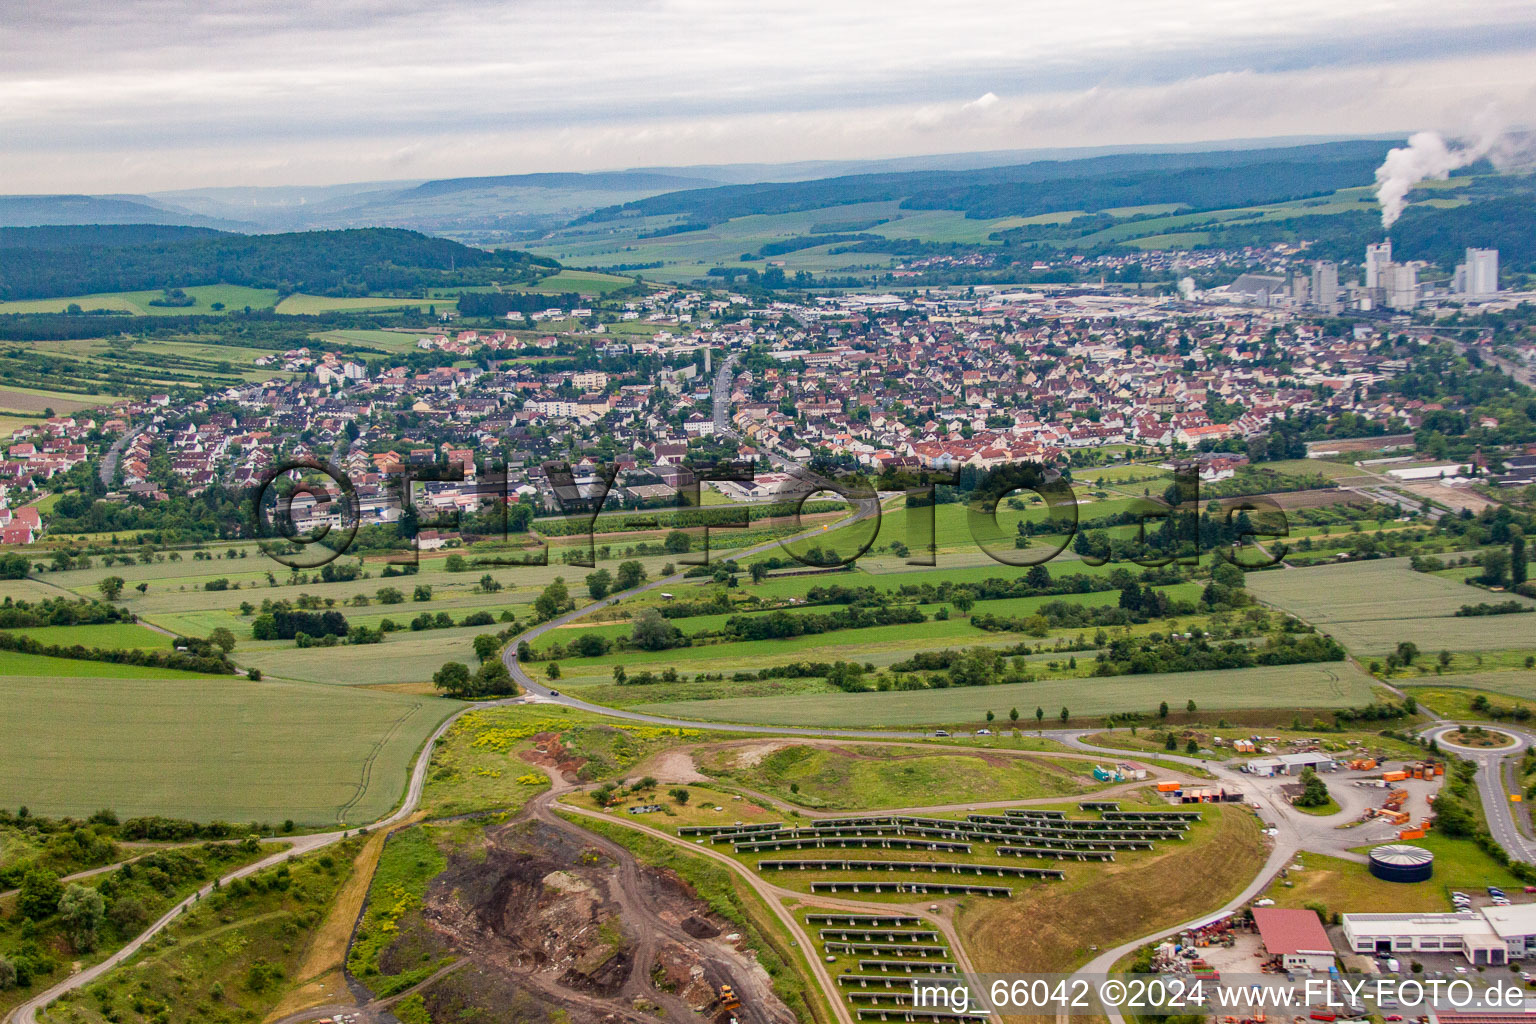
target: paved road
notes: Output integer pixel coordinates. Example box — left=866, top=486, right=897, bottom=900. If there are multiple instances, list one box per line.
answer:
left=1426, top=722, right=1536, bottom=861
left=97, top=424, right=142, bottom=489
left=711, top=350, right=739, bottom=434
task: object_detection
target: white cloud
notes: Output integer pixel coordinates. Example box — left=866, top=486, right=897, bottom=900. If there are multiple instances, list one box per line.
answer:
left=1, top=0, right=1535, bottom=191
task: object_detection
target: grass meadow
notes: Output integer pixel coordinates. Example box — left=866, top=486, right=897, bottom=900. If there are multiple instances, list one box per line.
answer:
left=0, top=284, right=279, bottom=316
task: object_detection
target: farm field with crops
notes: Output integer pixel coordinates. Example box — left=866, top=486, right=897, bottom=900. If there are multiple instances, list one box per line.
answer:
left=1248, top=555, right=1536, bottom=655
left=628, top=661, right=1377, bottom=728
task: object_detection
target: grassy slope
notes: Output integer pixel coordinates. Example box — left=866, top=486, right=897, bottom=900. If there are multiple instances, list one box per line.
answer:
left=959, top=801, right=1265, bottom=973
left=698, top=742, right=1101, bottom=809
left=55, top=843, right=362, bottom=1024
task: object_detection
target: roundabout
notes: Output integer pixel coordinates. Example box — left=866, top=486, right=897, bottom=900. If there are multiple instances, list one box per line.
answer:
left=1434, top=724, right=1520, bottom=750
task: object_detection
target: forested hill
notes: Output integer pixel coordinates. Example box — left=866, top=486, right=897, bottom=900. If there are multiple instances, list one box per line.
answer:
left=0, top=226, right=559, bottom=300
left=576, top=139, right=1398, bottom=225
left=0, top=224, right=227, bottom=251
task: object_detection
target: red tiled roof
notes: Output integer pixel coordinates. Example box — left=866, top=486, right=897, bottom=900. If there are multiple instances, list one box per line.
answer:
left=1252, top=908, right=1331, bottom=955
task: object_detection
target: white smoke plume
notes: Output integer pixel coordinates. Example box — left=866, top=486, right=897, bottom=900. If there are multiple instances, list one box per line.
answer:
left=1374, top=109, right=1535, bottom=229
left=1374, top=132, right=1486, bottom=229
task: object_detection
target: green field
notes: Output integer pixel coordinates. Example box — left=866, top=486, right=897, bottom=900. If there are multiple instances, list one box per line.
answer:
left=237, top=623, right=494, bottom=685
left=273, top=293, right=440, bottom=314
left=522, top=268, right=637, bottom=294
left=0, top=284, right=279, bottom=316
left=1249, top=556, right=1536, bottom=655
left=630, top=661, right=1377, bottom=727
left=313, top=327, right=437, bottom=352
left=0, top=673, right=457, bottom=824
left=0, top=621, right=172, bottom=649
left=18, top=336, right=301, bottom=386
left=0, top=648, right=221, bottom=679
left=0, top=413, right=44, bottom=438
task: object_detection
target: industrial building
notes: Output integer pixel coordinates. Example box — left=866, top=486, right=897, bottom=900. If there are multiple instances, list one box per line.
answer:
left=1383, top=263, right=1420, bottom=310
left=1310, top=261, right=1340, bottom=313
left=1342, top=904, right=1536, bottom=965
left=1243, top=752, right=1338, bottom=776
left=1252, top=908, right=1336, bottom=972
left=1453, top=248, right=1500, bottom=297
left=1366, top=241, right=1393, bottom=289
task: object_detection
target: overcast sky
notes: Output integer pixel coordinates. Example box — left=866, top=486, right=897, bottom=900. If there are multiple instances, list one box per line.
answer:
left=4, top=0, right=1536, bottom=194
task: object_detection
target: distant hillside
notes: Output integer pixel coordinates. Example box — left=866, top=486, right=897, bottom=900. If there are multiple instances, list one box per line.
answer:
left=400, top=171, right=719, bottom=199
left=134, top=171, right=728, bottom=234
left=0, top=224, right=227, bottom=251
left=0, top=195, right=254, bottom=231
left=0, top=226, right=558, bottom=301
left=1192, top=189, right=1536, bottom=274
left=577, top=140, right=1398, bottom=225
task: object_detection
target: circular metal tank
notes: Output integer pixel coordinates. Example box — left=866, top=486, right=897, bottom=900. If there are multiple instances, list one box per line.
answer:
left=1368, top=844, right=1433, bottom=883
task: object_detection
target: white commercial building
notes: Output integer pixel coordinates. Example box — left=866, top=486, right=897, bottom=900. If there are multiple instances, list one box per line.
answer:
left=1244, top=752, right=1338, bottom=776
left=1342, top=905, right=1536, bottom=965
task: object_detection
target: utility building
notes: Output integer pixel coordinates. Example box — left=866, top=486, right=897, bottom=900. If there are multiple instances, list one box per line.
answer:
left=1342, top=905, right=1536, bottom=965
left=1253, top=908, right=1336, bottom=972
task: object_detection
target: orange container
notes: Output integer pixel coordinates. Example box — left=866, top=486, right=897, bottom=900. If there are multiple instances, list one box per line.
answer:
left=1157, top=781, right=1181, bottom=792
left=1398, top=829, right=1426, bottom=840
left=1383, top=770, right=1408, bottom=782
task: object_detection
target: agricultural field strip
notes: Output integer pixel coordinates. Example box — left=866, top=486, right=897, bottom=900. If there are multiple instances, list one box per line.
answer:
left=628, top=661, right=1376, bottom=726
